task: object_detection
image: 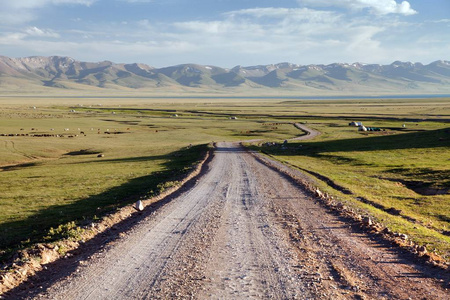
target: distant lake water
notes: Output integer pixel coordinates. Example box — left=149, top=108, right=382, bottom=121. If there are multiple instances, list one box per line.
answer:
left=159, top=94, right=450, bottom=100
left=3, top=94, right=450, bottom=100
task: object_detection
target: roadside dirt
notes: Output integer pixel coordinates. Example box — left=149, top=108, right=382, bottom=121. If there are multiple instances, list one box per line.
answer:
left=4, top=141, right=448, bottom=299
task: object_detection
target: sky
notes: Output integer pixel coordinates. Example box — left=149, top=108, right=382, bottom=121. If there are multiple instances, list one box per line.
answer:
left=0, top=0, right=449, bottom=67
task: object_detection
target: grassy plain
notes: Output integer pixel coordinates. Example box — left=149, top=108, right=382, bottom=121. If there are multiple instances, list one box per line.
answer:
left=0, top=95, right=449, bottom=260
left=0, top=96, right=300, bottom=259
left=244, top=98, right=450, bottom=259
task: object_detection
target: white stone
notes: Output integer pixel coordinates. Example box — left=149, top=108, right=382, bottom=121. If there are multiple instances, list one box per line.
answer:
left=135, top=200, right=144, bottom=211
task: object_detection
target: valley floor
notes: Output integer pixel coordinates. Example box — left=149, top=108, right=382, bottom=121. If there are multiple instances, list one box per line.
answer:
left=6, top=143, right=448, bottom=299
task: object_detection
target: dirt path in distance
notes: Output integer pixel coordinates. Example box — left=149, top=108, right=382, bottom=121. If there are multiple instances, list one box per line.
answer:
left=292, top=123, right=321, bottom=141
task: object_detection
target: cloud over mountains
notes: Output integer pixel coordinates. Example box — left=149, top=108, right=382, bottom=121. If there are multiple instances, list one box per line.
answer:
left=0, top=1, right=447, bottom=68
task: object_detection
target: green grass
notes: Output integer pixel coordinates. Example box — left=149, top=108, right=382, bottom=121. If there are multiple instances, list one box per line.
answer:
left=0, top=143, right=208, bottom=252
left=0, top=102, right=300, bottom=260
left=0, top=96, right=449, bottom=262
left=252, top=120, right=450, bottom=258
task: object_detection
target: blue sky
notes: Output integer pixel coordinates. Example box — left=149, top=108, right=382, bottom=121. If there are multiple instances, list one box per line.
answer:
left=0, top=0, right=448, bottom=67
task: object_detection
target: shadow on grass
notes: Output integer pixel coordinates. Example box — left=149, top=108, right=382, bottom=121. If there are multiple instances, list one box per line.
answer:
left=71, top=154, right=169, bottom=164
left=252, top=128, right=450, bottom=196
left=3, top=149, right=215, bottom=300
left=0, top=144, right=208, bottom=261
left=0, top=162, right=40, bottom=172
left=265, top=128, right=450, bottom=156
left=64, top=149, right=101, bottom=156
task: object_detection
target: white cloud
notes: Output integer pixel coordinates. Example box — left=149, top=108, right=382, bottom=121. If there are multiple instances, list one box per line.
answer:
left=168, top=7, right=391, bottom=65
left=226, top=7, right=302, bottom=18
left=0, top=32, right=28, bottom=45
left=25, top=27, right=60, bottom=38
left=0, top=30, right=197, bottom=65
left=298, top=0, right=417, bottom=16
left=120, top=0, right=155, bottom=3
left=137, top=19, right=155, bottom=30
left=431, top=19, right=450, bottom=23
left=5, top=0, right=96, bottom=9
left=0, top=2, right=446, bottom=67
left=0, top=0, right=97, bottom=24
left=225, top=7, right=339, bottom=22
left=345, top=25, right=384, bottom=54
left=176, top=7, right=341, bottom=38
left=52, top=0, right=96, bottom=5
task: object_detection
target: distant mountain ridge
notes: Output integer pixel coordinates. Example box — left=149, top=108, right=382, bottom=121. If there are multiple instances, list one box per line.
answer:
left=1, top=56, right=449, bottom=94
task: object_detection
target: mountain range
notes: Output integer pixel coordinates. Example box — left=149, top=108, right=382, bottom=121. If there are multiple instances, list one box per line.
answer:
left=1, top=56, right=449, bottom=95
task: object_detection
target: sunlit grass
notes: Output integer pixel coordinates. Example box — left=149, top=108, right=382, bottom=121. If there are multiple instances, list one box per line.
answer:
left=0, top=103, right=301, bottom=258
left=253, top=119, right=450, bottom=258
left=0, top=96, right=449, bottom=261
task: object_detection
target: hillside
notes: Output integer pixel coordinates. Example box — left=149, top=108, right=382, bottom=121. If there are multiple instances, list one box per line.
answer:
left=1, top=56, right=450, bottom=95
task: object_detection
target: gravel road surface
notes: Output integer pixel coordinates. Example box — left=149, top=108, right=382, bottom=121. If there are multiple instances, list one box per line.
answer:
left=9, top=142, right=448, bottom=299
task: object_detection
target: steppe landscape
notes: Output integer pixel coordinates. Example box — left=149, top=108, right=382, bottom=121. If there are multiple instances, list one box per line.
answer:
left=1, top=0, right=449, bottom=299
left=0, top=88, right=448, bottom=298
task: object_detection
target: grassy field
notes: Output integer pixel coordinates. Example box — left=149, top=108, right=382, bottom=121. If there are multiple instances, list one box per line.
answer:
left=0, top=95, right=449, bottom=261
left=0, top=98, right=301, bottom=260
left=247, top=110, right=450, bottom=259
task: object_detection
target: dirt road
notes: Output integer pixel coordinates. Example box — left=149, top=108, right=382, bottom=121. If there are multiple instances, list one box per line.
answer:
left=292, top=123, right=321, bottom=140
left=9, top=143, right=448, bottom=299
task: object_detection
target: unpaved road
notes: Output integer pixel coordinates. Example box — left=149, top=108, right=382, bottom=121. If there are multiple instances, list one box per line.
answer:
left=7, top=143, right=448, bottom=299
left=292, top=123, right=321, bottom=141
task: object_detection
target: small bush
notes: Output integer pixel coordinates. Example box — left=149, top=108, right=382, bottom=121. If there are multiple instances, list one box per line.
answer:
left=45, top=222, right=84, bottom=241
